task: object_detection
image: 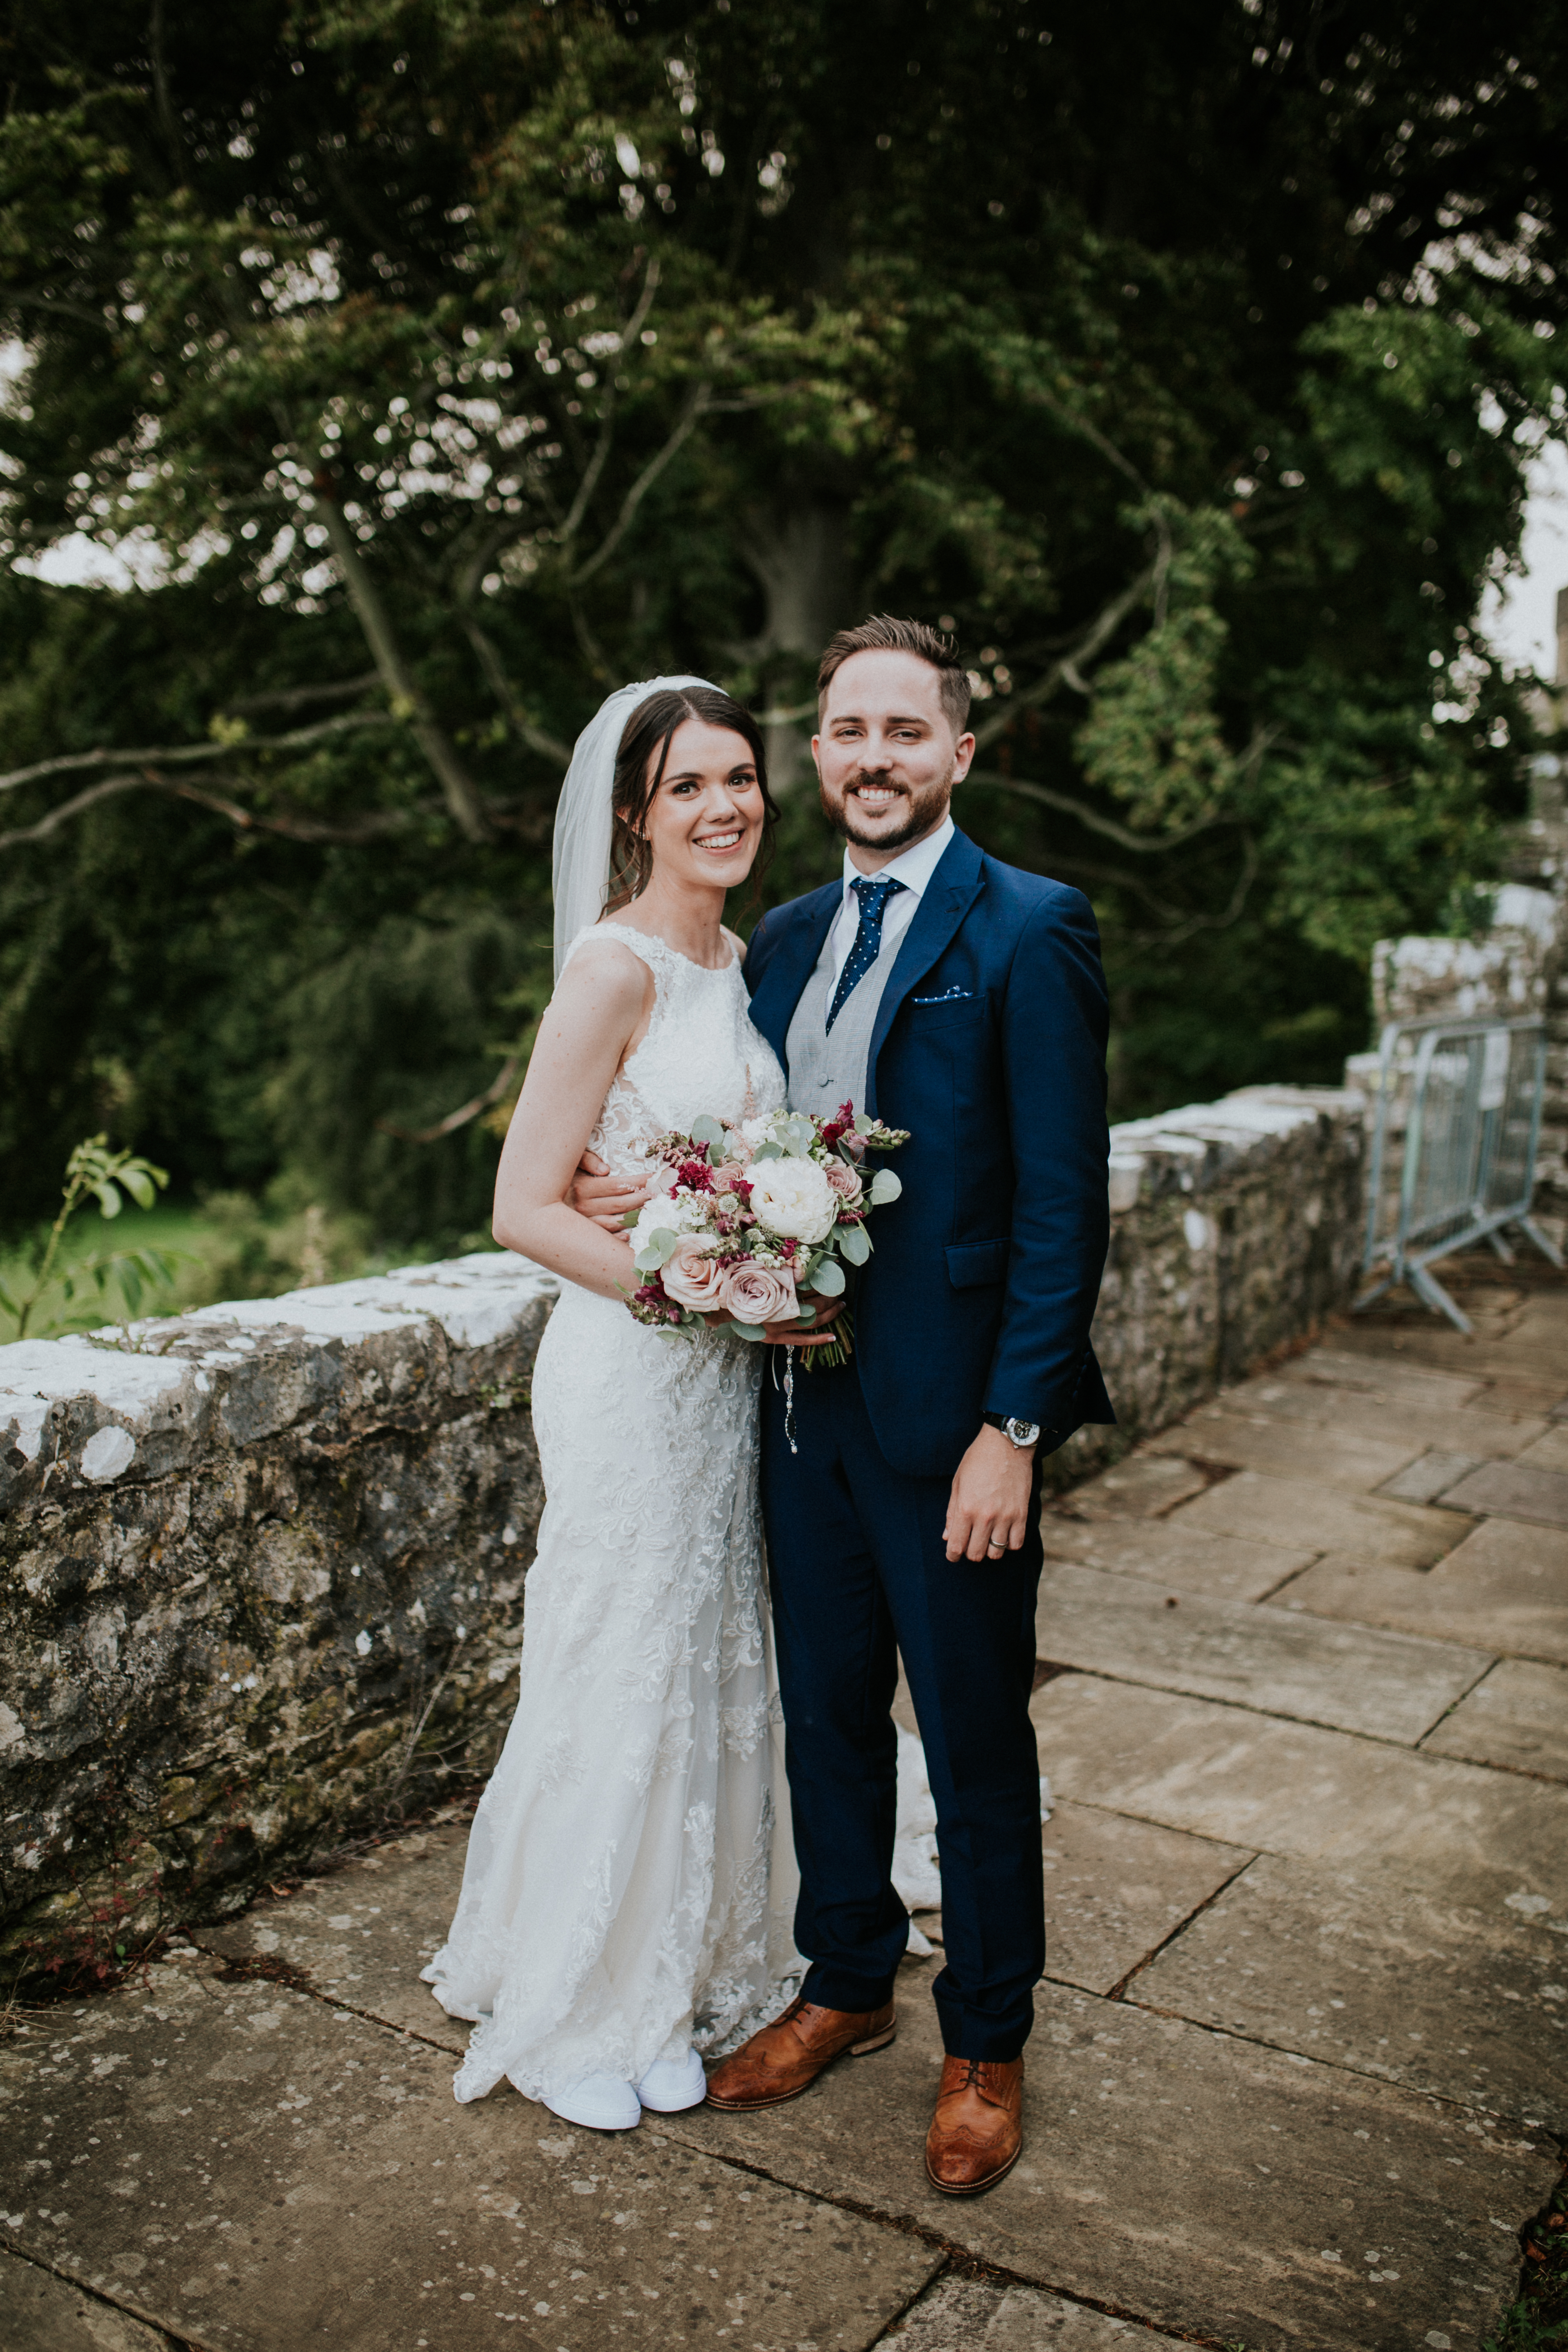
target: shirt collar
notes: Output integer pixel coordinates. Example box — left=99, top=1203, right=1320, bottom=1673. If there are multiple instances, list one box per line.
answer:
left=840, top=813, right=955, bottom=906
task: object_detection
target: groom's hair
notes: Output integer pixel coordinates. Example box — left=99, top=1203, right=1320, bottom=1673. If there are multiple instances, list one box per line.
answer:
left=817, top=615, right=970, bottom=736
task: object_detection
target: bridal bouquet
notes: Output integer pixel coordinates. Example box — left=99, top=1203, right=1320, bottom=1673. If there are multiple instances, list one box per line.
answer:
left=624, top=1101, right=908, bottom=1371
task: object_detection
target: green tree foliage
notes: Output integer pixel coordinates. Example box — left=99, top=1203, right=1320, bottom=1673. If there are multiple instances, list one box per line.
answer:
left=1, top=0, right=1564, bottom=1235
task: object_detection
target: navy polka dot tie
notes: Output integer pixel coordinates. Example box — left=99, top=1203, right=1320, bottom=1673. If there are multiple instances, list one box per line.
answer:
left=826, top=876, right=906, bottom=1033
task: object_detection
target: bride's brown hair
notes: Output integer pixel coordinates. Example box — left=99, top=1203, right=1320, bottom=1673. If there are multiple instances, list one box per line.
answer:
left=606, top=687, right=778, bottom=914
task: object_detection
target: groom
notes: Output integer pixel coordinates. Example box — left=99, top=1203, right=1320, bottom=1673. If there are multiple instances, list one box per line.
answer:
left=705, top=615, right=1113, bottom=2193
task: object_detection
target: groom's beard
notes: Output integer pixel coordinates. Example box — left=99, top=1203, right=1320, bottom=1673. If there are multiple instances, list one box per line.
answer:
left=821, top=766, right=953, bottom=853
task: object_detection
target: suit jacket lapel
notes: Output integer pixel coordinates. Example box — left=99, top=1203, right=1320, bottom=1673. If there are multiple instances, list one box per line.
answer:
left=747, top=881, right=840, bottom=1071
left=865, top=830, right=985, bottom=1114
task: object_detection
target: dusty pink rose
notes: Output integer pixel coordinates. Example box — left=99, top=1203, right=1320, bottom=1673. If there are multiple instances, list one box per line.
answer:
left=660, top=1237, right=728, bottom=1312
left=711, top=1161, right=752, bottom=1195
left=718, top=1260, right=798, bottom=1325
left=824, top=1158, right=864, bottom=1208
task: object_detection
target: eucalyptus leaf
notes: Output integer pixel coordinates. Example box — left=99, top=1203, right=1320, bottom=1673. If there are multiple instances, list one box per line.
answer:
left=808, top=1256, right=846, bottom=1296
left=868, top=1169, right=903, bottom=1205
left=854, top=1112, right=874, bottom=1134
left=751, top=1141, right=784, bottom=1162
left=725, top=1319, right=767, bottom=1342
left=691, top=1114, right=726, bottom=1150
left=838, top=1220, right=871, bottom=1265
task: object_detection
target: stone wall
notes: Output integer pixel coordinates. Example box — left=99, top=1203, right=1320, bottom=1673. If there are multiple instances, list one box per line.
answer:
left=0, top=1259, right=553, bottom=1984
left=0, top=1087, right=1365, bottom=1981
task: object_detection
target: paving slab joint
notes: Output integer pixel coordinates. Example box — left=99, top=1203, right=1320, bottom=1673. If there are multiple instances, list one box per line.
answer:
left=1103, top=1849, right=1261, bottom=2004
left=2, top=2240, right=200, bottom=2350
left=669, top=2125, right=1226, bottom=2345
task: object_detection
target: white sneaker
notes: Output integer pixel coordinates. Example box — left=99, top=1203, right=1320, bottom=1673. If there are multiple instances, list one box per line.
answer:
left=635, top=2046, right=707, bottom=2113
left=543, top=2073, right=642, bottom=2131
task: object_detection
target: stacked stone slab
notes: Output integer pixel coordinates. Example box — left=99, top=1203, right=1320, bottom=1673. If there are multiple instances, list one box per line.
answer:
left=0, top=1089, right=1366, bottom=1980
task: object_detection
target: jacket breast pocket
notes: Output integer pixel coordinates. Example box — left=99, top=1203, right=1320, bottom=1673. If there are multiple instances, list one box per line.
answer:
left=908, top=991, right=984, bottom=1030
left=945, top=1238, right=1010, bottom=1289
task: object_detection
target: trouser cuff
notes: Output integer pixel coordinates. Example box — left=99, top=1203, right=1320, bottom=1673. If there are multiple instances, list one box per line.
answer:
left=800, top=1961, right=898, bottom=2016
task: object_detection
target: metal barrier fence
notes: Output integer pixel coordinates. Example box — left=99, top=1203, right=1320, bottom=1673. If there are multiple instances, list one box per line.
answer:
left=1354, top=1013, right=1563, bottom=1333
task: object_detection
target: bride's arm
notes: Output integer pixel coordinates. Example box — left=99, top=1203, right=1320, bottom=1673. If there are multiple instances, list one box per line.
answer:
left=492, top=941, right=654, bottom=1301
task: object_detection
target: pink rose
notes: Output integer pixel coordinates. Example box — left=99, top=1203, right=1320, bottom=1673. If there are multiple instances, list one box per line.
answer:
left=718, top=1259, right=798, bottom=1325
left=824, top=1158, right=863, bottom=1209
left=660, top=1238, right=728, bottom=1312
left=711, top=1162, right=752, bottom=1196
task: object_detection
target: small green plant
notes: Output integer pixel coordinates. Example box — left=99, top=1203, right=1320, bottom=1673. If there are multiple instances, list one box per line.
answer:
left=1483, top=2166, right=1568, bottom=2351
left=0, top=1134, right=181, bottom=1341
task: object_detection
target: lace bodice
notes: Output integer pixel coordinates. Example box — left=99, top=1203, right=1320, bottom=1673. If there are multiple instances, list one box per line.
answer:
left=564, top=920, right=787, bottom=1171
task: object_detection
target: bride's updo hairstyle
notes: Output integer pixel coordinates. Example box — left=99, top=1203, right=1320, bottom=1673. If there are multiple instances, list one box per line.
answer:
left=606, top=686, right=777, bottom=913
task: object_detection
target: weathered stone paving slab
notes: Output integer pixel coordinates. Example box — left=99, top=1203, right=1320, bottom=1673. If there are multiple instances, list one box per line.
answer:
left=1441, top=1456, right=1568, bottom=1527
left=1421, top=1658, right=1568, bottom=1779
left=1031, top=1672, right=1568, bottom=1914
left=195, top=1826, right=469, bottom=2052
left=1037, top=1801, right=1252, bottom=1994
left=1035, top=1560, right=1490, bottom=1740
left=3, top=2251, right=176, bottom=2351
left=1276, top=1347, right=1487, bottom=1409
left=0, top=1961, right=937, bottom=2352
left=1168, top=1469, right=1471, bottom=1566
left=1132, top=1853, right=1568, bottom=2129
left=669, top=1974, right=1552, bottom=2352
left=1060, top=1454, right=1210, bottom=1520
left=884, top=2271, right=1188, bottom=2348
left=1145, top=1412, right=1420, bottom=1493
left=1216, top=1373, right=1545, bottom=1461
left=1379, top=1450, right=1484, bottom=1502
left=1277, top=1519, right=1568, bottom=1664
left=1039, top=1511, right=1310, bottom=1602
left=1517, top=1424, right=1568, bottom=1473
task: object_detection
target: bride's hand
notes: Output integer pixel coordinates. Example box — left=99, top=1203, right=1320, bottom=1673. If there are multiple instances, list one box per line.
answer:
left=567, top=1149, right=654, bottom=1232
left=762, top=1297, right=846, bottom=1347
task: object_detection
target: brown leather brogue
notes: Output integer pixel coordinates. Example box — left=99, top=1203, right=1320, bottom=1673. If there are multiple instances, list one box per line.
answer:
left=924, top=2055, right=1024, bottom=2194
left=703, top=1996, right=896, bottom=2111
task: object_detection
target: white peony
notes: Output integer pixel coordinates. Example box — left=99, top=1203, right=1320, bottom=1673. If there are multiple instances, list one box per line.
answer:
left=747, top=1155, right=838, bottom=1244
left=632, top=1190, right=709, bottom=1251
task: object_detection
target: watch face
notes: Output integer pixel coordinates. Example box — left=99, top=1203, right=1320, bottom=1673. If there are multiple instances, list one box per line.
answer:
left=1005, top=1418, right=1040, bottom=1446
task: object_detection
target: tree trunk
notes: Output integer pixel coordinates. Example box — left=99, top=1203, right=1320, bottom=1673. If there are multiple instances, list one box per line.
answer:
left=739, top=499, right=851, bottom=792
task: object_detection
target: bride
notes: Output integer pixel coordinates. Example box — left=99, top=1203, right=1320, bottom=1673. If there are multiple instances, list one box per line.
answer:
left=422, top=675, right=821, bottom=2131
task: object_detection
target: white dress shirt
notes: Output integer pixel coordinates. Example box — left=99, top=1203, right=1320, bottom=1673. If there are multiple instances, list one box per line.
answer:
left=826, top=815, right=956, bottom=989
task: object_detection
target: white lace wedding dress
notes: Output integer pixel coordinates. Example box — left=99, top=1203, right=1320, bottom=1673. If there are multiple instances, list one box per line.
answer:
left=421, top=922, right=801, bottom=2106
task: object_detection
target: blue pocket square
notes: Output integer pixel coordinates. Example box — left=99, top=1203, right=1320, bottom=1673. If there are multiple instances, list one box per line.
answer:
left=913, top=986, right=974, bottom=1004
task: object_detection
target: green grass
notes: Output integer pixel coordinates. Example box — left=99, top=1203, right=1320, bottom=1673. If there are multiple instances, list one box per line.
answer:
left=0, top=1190, right=500, bottom=1346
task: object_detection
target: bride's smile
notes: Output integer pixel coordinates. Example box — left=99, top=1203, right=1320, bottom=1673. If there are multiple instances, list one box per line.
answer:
left=639, top=717, right=767, bottom=899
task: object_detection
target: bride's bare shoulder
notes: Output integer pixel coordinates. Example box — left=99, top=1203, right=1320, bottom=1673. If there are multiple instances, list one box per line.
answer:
left=553, top=934, right=653, bottom=1020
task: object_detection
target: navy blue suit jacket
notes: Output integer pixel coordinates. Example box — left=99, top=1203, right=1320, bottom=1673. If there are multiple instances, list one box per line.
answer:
left=745, top=828, right=1115, bottom=1480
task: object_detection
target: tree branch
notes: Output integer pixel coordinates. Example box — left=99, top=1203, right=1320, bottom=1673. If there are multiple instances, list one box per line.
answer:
left=556, top=258, right=661, bottom=551
left=374, top=1055, right=520, bottom=1144
left=312, top=488, right=494, bottom=842
left=570, top=381, right=712, bottom=587
left=0, top=710, right=398, bottom=798
left=959, top=769, right=1231, bottom=854
left=0, top=768, right=419, bottom=851
left=456, top=613, right=573, bottom=767
left=972, top=563, right=1155, bottom=751
left=220, top=672, right=381, bottom=720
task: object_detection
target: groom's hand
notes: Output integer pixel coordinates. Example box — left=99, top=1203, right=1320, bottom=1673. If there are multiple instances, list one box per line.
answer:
left=566, top=1149, right=654, bottom=1231
left=944, top=1425, right=1035, bottom=1562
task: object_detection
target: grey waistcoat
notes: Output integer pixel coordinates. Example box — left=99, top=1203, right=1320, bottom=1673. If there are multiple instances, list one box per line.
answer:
left=784, top=918, right=903, bottom=1120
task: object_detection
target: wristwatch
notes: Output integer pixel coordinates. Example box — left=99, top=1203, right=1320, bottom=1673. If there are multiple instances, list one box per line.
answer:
left=983, top=1412, right=1042, bottom=1451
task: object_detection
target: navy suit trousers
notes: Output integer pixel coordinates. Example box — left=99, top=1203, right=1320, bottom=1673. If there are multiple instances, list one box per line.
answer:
left=761, top=1352, right=1046, bottom=2061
